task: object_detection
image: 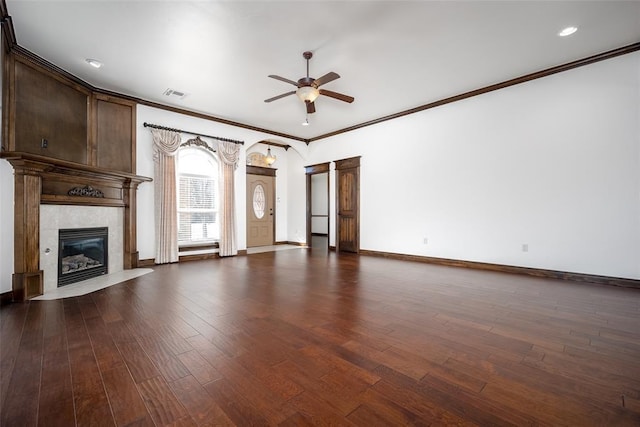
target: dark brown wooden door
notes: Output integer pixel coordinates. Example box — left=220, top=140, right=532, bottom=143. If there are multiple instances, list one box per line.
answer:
left=335, top=157, right=360, bottom=253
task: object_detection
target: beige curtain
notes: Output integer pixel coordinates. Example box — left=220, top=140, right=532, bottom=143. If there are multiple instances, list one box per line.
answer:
left=151, top=129, right=181, bottom=264
left=217, top=140, right=240, bottom=256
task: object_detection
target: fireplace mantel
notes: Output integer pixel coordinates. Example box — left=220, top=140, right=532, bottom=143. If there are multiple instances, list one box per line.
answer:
left=1, top=151, right=152, bottom=301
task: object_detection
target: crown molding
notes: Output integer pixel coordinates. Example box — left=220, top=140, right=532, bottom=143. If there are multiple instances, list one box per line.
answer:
left=2, top=0, right=638, bottom=146
left=308, top=41, right=640, bottom=142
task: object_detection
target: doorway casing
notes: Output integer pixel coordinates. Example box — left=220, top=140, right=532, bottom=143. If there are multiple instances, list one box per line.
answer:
left=305, top=162, right=330, bottom=249
left=246, top=165, right=276, bottom=248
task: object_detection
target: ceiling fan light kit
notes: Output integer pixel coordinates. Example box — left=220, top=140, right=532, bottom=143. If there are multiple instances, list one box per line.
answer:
left=297, top=86, right=319, bottom=103
left=265, top=51, right=354, bottom=114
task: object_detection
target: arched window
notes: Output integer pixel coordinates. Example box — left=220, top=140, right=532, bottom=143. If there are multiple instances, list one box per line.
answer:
left=177, top=147, right=219, bottom=246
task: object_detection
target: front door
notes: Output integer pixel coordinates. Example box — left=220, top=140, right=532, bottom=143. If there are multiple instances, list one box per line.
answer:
left=247, top=174, right=275, bottom=247
left=335, top=156, right=360, bottom=253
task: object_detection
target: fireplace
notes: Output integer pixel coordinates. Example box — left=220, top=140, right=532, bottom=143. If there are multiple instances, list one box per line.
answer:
left=58, top=227, right=108, bottom=286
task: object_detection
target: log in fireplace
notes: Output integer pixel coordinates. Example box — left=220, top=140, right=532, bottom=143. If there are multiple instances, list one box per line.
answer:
left=58, top=227, right=108, bottom=286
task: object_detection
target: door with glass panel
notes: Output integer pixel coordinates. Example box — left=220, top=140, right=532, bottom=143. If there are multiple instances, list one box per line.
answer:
left=247, top=174, right=275, bottom=247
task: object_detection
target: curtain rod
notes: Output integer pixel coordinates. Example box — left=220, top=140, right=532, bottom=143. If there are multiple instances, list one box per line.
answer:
left=143, top=122, right=244, bottom=145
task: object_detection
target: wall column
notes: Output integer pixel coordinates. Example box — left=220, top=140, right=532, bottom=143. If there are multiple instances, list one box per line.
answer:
left=11, top=162, right=45, bottom=301
left=123, top=179, right=140, bottom=269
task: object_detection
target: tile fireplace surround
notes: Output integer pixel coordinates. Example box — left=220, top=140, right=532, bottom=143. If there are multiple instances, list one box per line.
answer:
left=1, top=152, right=152, bottom=301
left=40, top=205, right=123, bottom=294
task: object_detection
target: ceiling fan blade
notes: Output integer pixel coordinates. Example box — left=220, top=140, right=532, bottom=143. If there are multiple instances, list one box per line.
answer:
left=313, top=72, right=340, bottom=88
left=319, top=89, right=354, bottom=103
left=268, top=75, right=299, bottom=86
left=306, top=101, right=316, bottom=114
left=264, top=91, right=296, bottom=103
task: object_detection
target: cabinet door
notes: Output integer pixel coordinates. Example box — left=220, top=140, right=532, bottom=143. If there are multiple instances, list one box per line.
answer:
left=95, top=96, right=135, bottom=173
left=13, top=59, right=89, bottom=163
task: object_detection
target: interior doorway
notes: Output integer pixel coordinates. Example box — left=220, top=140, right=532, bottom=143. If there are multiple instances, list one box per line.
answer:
left=305, top=162, right=330, bottom=250
left=246, top=166, right=276, bottom=247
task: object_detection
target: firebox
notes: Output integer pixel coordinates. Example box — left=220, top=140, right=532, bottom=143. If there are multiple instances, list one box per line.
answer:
left=58, top=227, right=108, bottom=287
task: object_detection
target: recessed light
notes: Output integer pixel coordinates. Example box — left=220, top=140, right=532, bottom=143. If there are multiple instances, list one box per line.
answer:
left=302, top=118, right=309, bottom=126
left=85, top=58, right=103, bottom=68
left=558, top=26, right=578, bottom=37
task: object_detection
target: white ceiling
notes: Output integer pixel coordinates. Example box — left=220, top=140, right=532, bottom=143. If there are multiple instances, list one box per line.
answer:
left=6, top=1, right=640, bottom=140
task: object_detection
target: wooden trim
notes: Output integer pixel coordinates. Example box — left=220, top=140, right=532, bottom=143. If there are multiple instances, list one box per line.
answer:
left=274, top=241, right=307, bottom=247
left=0, top=290, right=13, bottom=306
left=334, top=156, right=361, bottom=170
left=0, top=152, right=151, bottom=182
left=12, top=271, right=43, bottom=301
left=88, top=94, right=98, bottom=166
left=305, top=162, right=330, bottom=175
left=258, top=140, right=290, bottom=150
left=306, top=173, right=311, bottom=247
left=359, top=249, right=640, bottom=289
left=179, top=242, right=219, bottom=251
left=1, top=4, right=17, bottom=51
left=2, top=39, right=8, bottom=151
left=179, top=253, right=219, bottom=262
left=308, top=42, right=640, bottom=143
left=133, top=99, right=304, bottom=142
left=139, top=249, right=277, bottom=266
left=138, top=258, right=155, bottom=267
left=246, top=165, right=276, bottom=176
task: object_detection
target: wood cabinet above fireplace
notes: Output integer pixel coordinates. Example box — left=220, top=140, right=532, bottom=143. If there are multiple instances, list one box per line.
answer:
left=1, top=47, right=147, bottom=302
left=4, top=52, right=137, bottom=174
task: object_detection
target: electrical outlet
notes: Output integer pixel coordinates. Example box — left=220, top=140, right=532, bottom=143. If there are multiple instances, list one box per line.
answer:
left=41, top=138, right=48, bottom=148
left=423, top=237, right=428, bottom=245
left=522, top=243, right=529, bottom=252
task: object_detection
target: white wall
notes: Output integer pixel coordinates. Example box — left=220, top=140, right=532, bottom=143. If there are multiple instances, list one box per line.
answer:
left=294, top=52, right=640, bottom=279
left=0, top=159, right=14, bottom=293
left=136, top=105, right=305, bottom=259
left=286, top=148, right=307, bottom=244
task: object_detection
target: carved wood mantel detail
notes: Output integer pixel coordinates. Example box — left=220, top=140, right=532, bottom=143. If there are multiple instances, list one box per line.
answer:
left=1, top=152, right=152, bottom=301
left=68, top=185, right=105, bottom=198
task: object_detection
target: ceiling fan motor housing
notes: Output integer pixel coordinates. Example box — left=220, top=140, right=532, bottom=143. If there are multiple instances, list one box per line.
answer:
left=298, top=77, right=315, bottom=87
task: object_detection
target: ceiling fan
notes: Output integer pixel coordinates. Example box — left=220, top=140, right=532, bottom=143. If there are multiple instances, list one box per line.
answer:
left=264, top=51, right=354, bottom=114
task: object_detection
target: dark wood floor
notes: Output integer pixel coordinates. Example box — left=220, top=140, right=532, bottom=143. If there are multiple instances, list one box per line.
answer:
left=2, top=248, right=640, bottom=426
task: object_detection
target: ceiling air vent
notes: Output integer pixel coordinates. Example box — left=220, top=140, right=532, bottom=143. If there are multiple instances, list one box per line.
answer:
left=163, top=88, right=187, bottom=99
